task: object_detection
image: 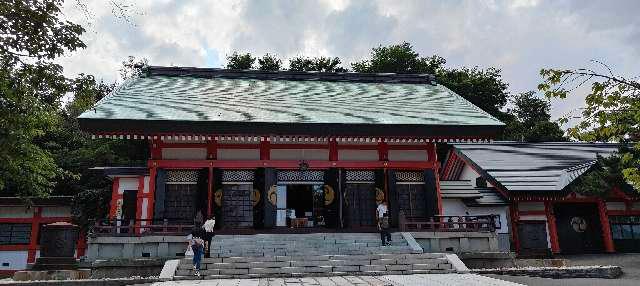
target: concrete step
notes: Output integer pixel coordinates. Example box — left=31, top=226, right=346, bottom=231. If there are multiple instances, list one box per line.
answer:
left=175, top=252, right=453, bottom=279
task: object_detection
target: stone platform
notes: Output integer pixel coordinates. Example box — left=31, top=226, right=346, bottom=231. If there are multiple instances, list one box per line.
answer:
left=11, top=269, right=91, bottom=281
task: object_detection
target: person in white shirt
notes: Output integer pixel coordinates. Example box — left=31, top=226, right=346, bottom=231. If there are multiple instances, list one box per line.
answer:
left=202, top=216, right=216, bottom=258
left=377, top=201, right=391, bottom=246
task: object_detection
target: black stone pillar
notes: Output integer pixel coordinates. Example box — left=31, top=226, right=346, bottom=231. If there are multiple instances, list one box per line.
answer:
left=263, top=168, right=277, bottom=228
left=153, top=168, right=166, bottom=220
left=423, top=169, right=438, bottom=217
left=387, top=170, right=399, bottom=227
left=324, top=168, right=340, bottom=228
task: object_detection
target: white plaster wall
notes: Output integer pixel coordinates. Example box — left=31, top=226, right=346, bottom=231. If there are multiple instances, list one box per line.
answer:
left=270, top=149, right=329, bottom=160
left=41, top=206, right=71, bottom=218
left=162, top=148, right=207, bottom=160
left=217, top=149, right=260, bottom=160
left=0, top=251, right=28, bottom=270
left=119, top=177, right=139, bottom=193
left=441, top=199, right=509, bottom=234
left=458, top=164, right=479, bottom=182
left=338, top=150, right=378, bottom=161
left=457, top=164, right=497, bottom=188
left=518, top=202, right=545, bottom=212
left=388, top=150, right=428, bottom=161
left=0, top=207, right=33, bottom=218
left=606, top=202, right=626, bottom=211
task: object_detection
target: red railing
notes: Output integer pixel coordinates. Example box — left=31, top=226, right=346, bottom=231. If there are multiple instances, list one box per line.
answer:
left=91, top=219, right=194, bottom=236
left=399, top=212, right=501, bottom=232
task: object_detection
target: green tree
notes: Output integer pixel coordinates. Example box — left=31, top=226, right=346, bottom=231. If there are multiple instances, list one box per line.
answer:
left=257, top=53, right=282, bottom=71
left=1, top=0, right=85, bottom=197
left=352, top=42, right=508, bottom=119
left=539, top=62, right=640, bottom=190
left=226, top=52, right=255, bottom=70
left=289, top=56, right=347, bottom=72
left=352, top=42, right=445, bottom=75
left=500, top=91, right=565, bottom=142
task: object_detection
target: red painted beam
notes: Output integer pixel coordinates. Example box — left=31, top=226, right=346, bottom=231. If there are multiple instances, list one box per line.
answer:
left=510, top=203, right=521, bottom=255
left=150, top=160, right=435, bottom=169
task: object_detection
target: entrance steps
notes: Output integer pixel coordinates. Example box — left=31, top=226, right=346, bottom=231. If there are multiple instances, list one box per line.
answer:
left=173, top=233, right=457, bottom=280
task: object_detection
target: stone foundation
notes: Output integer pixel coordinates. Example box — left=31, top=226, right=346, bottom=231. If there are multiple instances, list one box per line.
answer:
left=12, top=269, right=91, bottom=281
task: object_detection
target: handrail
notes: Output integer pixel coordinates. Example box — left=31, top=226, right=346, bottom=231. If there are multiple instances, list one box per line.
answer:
left=91, top=219, right=194, bottom=237
left=399, top=212, right=501, bottom=232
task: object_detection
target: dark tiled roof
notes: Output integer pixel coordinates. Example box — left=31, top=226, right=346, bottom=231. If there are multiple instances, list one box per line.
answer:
left=147, top=66, right=438, bottom=84
left=78, top=66, right=503, bottom=137
left=452, top=142, right=619, bottom=193
left=440, top=180, right=508, bottom=205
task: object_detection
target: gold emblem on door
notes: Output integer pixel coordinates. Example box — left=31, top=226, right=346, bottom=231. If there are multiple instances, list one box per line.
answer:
left=267, top=185, right=277, bottom=206
left=324, top=185, right=335, bottom=206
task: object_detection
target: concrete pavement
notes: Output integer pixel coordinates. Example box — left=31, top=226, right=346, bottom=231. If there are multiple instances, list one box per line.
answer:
left=151, top=274, right=523, bottom=286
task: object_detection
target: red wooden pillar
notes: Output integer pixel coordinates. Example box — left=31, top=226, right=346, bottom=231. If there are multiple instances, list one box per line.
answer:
left=134, top=176, right=145, bottom=235
left=27, top=207, right=42, bottom=263
left=147, top=166, right=157, bottom=221
left=377, top=141, right=388, bottom=161
left=598, top=199, right=616, bottom=253
left=510, top=202, right=520, bottom=254
left=429, top=143, right=443, bottom=215
left=109, top=177, right=121, bottom=219
left=260, top=137, right=270, bottom=160
left=545, top=201, right=560, bottom=254
left=329, top=138, right=338, bottom=161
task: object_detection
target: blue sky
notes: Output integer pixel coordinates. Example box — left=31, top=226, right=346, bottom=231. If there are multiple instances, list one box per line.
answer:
left=59, top=0, right=639, bottom=125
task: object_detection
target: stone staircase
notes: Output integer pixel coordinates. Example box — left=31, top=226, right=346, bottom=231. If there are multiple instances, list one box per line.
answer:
left=174, top=233, right=456, bottom=280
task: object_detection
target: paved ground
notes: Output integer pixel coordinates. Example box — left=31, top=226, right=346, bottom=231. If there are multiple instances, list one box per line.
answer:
left=487, top=253, right=640, bottom=286
left=151, top=274, right=523, bottom=286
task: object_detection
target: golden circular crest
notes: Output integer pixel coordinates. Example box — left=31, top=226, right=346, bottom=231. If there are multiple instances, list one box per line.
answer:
left=324, top=185, right=335, bottom=206
left=375, top=187, right=385, bottom=204
left=267, top=185, right=277, bottom=206
left=251, top=189, right=261, bottom=207
left=214, top=189, right=223, bottom=207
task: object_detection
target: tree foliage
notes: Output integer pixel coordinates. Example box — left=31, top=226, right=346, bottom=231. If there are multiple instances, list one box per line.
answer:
left=500, top=91, right=566, bottom=142
left=257, top=53, right=282, bottom=71
left=226, top=52, right=255, bottom=70
left=539, top=62, right=640, bottom=190
left=288, top=56, right=347, bottom=72
left=351, top=42, right=444, bottom=74
left=1, top=0, right=85, bottom=197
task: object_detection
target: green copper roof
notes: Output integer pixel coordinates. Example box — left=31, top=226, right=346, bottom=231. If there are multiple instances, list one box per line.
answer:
left=78, top=67, right=503, bottom=137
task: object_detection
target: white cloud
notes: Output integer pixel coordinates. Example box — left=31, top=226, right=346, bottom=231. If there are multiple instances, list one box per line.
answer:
left=58, top=0, right=639, bottom=125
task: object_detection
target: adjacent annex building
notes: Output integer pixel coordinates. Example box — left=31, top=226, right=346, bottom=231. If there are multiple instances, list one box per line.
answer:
left=0, top=197, right=86, bottom=275
left=442, top=142, right=640, bottom=255
left=78, top=67, right=503, bottom=241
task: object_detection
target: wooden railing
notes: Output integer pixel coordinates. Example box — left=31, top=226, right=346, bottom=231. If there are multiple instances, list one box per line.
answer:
left=91, top=219, right=194, bottom=236
left=399, top=212, right=501, bottom=232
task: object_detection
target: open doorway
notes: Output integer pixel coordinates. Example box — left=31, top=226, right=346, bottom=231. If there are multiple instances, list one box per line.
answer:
left=276, top=184, right=326, bottom=228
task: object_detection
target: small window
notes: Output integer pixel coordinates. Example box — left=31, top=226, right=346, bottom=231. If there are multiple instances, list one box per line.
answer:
left=0, top=224, right=31, bottom=245
left=475, top=177, right=487, bottom=188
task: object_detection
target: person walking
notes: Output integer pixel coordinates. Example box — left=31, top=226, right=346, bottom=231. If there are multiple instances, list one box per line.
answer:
left=189, top=226, right=205, bottom=277
left=377, top=201, right=391, bottom=246
left=202, top=215, right=216, bottom=258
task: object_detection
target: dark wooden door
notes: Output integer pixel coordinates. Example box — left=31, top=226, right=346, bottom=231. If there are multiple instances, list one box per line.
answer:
left=122, top=190, right=137, bottom=223
left=554, top=203, right=604, bottom=254
left=164, top=184, right=198, bottom=223
left=345, top=183, right=376, bottom=227
left=222, top=184, right=253, bottom=228
left=518, top=221, right=549, bottom=256
left=396, top=184, right=427, bottom=218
